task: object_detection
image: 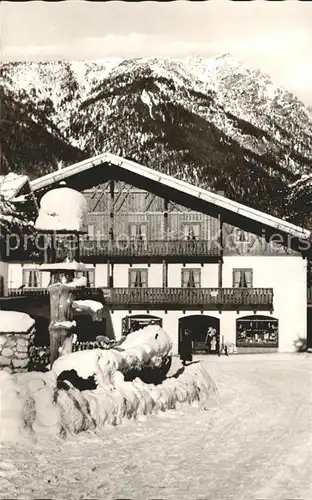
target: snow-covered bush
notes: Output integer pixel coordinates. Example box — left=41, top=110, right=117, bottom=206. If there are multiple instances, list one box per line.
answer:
left=0, top=326, right=217, bottom=442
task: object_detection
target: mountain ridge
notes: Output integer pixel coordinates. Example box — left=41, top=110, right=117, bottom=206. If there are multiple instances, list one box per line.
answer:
left=1, top=55, right=312, bottom=224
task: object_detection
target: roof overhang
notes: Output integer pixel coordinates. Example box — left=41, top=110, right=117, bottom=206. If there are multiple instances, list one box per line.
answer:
left=0, top=174, right=30, bottom=200
left=30, top=152, right=311, bottom=242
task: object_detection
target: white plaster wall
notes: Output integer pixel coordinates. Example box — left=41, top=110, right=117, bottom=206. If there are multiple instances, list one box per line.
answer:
left=0, top=260, right=8, bottom=296
left=94, top=264, right=108, bottom=287
left=147, top=264, right=164, bottom=287
left=41, top=271, right=50, bottom=288
left=222, top=256, right=307, bottom=351
left=167, top=263, right=219, bottom=287
left=8, top=263, right=23, bottom=288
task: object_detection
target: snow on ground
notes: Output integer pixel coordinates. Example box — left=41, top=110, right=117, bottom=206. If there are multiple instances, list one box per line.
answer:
left=0, top=353, right=311, bottom=500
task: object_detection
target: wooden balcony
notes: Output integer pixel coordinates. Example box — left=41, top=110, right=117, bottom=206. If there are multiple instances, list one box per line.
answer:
left=77, top=239, right=221, bottom=263
left=4, top=238, right=221, bottom=263
left=103, top=287, right=273, bottom=310
left=7, top=287, right=273, bottom=311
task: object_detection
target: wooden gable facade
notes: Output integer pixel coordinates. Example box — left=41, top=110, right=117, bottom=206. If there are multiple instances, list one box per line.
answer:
left=83, top=181, right=219, bottom=241
left=78, top=180, right=299, bottom=261
left=27, top=152, right=309, bottom=265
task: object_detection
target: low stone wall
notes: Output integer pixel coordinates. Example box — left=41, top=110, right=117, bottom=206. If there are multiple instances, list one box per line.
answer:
left=0, top=328, right=35, bottom=374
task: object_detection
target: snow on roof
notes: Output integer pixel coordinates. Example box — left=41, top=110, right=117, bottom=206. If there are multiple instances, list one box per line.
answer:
left=40, top=261, right=87, bottom=272
left=35, top=187, right=88, bottom=232
left=0, top=173, right=29, bottom=200
left=0, top=311, right=35, bottom=334
left=0, top=173, right=36, bottom=228
left=30, top=152, right=310, bottom=240
left=73, top=299, right=104, bottom=320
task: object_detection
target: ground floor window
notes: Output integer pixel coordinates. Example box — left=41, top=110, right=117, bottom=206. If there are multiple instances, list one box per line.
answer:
left=76, top=268, right=95, bottom=287
left=122, top=314, right=162, bottom=336
left=236, top=315, right=278, bottom=348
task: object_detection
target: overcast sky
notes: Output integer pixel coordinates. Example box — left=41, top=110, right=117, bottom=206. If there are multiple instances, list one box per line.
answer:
left=1, top=0, right=311, bottom=105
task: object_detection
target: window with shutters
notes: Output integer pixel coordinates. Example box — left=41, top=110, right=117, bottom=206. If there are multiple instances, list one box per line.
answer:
left=76, top=269, right=95, bottom=287
left=23, top=268, right=42, bottom=288
left=236, top=229, right=248, bottom=242
left=181, top=268, right=201, bottom=288
left=128, top=268, right=148, bottom=288
left=232, top=269, right=253, bottom=288
left=129, top=223, right=147, bottom=241
left=181, top=222, right=201, bottom=240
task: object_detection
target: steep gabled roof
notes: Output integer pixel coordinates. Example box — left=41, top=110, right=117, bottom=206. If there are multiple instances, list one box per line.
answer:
left=0, top=173, right=30, bottom=200
left=0, top=173, right=37, bottom=229
left=30, top=152, right=310, bottom=240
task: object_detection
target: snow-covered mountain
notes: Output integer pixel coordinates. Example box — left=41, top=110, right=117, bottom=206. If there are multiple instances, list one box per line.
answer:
left=1, top=55, right=312, bottom=223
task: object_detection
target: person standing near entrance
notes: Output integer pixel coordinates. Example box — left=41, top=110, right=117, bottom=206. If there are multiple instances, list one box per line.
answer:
left=204, top=328, right=212, bottom=353
left=205, top=327, right=217, bottom=354
left=180, top=329, right=193, bottom=366
left=211, top=332, right=217, bottom=353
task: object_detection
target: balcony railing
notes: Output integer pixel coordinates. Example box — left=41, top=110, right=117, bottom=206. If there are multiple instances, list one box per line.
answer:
left=5, top=239, right=221, bottom=263
left=103, top=287, right=273, bottom=308
left=7, top=287, right=273, bottom=310
left=78, top=240, right=221, bottom=259
left=7, top=286, right=102, bottom=302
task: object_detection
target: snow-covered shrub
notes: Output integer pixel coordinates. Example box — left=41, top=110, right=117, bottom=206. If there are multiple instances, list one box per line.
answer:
left=0, top=326, right=217, bottom=442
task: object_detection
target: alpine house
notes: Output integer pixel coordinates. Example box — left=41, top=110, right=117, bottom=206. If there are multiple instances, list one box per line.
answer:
left=5, top=153, right=311, bottom=354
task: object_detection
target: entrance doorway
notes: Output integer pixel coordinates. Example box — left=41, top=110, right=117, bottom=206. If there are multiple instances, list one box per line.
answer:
left=122, top=314, right=163, bottom=336
left=178, top=315, right=220, bottom=354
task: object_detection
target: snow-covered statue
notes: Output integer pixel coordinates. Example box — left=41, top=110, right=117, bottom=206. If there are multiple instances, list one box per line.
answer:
left=35, top=185, right=88, bottom=232
left=53, top=325, right=173, bottom=391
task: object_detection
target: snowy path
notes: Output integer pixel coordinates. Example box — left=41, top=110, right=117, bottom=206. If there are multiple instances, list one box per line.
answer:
left=1, top=354, right=311, bottom=500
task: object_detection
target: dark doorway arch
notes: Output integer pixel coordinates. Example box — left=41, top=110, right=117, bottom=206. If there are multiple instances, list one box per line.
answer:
left=122, top=314, right=163, bottom=336
left=236, top=315, right=278, bottom=349
left=178, top=315, right=220, bottom=354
